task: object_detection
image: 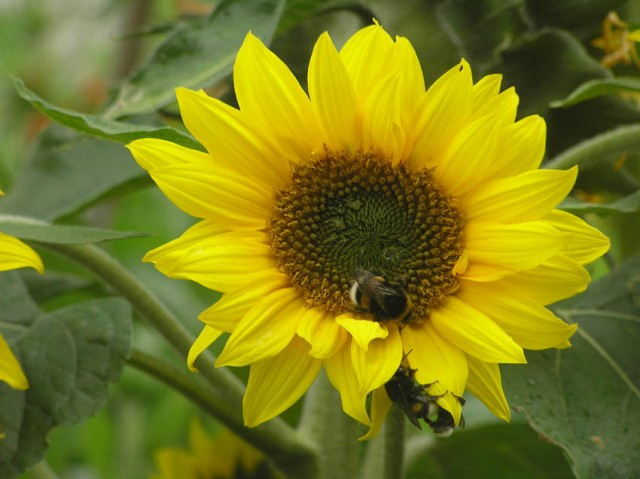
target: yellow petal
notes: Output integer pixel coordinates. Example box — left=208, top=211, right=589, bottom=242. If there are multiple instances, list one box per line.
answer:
left=243, top=336, right=321, bottom=427
left=431, top=296, right=526, bottom=364
left=216, top=287, right=304, bottom=367
left=471, top=74, right=502, bottom=116
left=351, top=324, right=403, bottom=395
left=0, top=334, right=28, bottom=390
left=297, top=307, right=348, bottom=359
left=435, top=113, right=501, bottom=197
left=0, top=233, right=43, bottom=274
left=362, top=74, right=405, bottom=162
left=464, top=220, right=571, bottom=273
left=325, top=340, right=371, bottom=425
left=502, top=255, right=590, bottom=305
left=494, top=115, right=546, bottom=177
left=401, top=321, right=467, bottom=398
left=187, top=325, right=224, bottom=372
left=335, top=314, right=388, bottom=351
left=458, top=280, right=577, bottom=350
left=465, top=355, right=510, bottom=421
left=359, top=386, right=392, bottom=441
left=463, top=167, right=578, bottom=223
left=146, top=162, right=272, bottom=229
left=127, top=138, right=211, bottom=171
left=308, top=32, right=360, bottom=151
left=340, top=22, right=394, bottom=103
left=473, top=86, right=518, bottom=127
left=144, top=222, right=276, bottom=293
left=234, top=33, right=321, bottom=159
left=409, top=60, right=473, bottom=170
left=176, top=88, right=290, bottom=188
left=199, top=272, right=291, bottom=333
left=545, top=209, right=610, bottom=265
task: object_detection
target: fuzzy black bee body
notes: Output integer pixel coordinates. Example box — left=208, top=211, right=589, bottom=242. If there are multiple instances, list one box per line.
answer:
left=350, top=269, right=412, bottom=323
left=384, top=362, right=466, bottom=436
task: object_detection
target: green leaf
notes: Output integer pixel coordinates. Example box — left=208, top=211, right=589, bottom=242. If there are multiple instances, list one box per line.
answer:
left=502, top=255, right=640, bottom=479
left=551, top=77, right=640, bottom=108
left=544, top=124, right=640, bottom=170
left=405, top=423, right=574, bottom=478
left=108, top=0, right=286, bottom=117
left=0, top=128, right=146, bottom=222
left=0, top=273, right=131, bottom=478
left=435, top=0, right=528, bottom=72
left=523, top=0, right=627, bottom=41
left=559, top=190, right=640, bottom=215
left=0, top=215, right=145, bottom=245
left=13, top=78, right=202, bottom=151
left=499, top=28, right=610, bottom=117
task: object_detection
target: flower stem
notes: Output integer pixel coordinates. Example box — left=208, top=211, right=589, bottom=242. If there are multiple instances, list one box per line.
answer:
left=40, top=242, right=317, bottom=478
left=128, top=348, right=234, bottom=419
left=382, top=406, right=406, bottom=479
left=298, top=370, right=361, bottom=479
left=544, top=124, right=640, bottom=171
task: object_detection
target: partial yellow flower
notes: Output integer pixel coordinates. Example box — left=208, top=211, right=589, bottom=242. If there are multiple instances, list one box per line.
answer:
left=592, top=11, right=640, bottom=69
left=0, top=189, right=43, bottom=391
left=150, top=418, right=279, bottom=479
left=128, top=23, right=609, bottom=435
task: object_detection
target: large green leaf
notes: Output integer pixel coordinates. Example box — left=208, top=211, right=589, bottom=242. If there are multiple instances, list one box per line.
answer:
left=559, top=190, right=640, bottom=215
left=502, top=255, right=640, bottom=479
left=0, top=128, right=146, bottom=222
left=405, top=423, right=574, bottom=478
left=435, top=0, right=528, bottom=72
left=551, top=77, right=640, bottom=108
left=523, top=0, right=627, bottom=41
left=108, top=0, right=286, bottom=117
left=499, top=29, right=610, bottom=117
left=13, top=78, right=202, bottom=151
left=0, top=272, right=131, bottom=478
left=0, top=215, right=145, bottom=244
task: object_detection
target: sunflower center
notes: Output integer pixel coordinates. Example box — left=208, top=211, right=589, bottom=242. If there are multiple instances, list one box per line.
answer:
left=267, top=150, right=464, bottom=321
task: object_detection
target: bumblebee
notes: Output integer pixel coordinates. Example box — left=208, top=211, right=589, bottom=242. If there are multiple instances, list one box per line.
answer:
left=384, top=363, right=439, bottom=430
left=384, top=361, right=465, bottom=435
left=349, top=268, right=412, bottom=323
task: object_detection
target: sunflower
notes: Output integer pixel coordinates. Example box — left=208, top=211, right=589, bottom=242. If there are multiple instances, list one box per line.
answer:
left=151, top=419, right=278, bottom=479
left=0, top=189, right=43, bottom=391
left=127, top=23, right=610, bottom=435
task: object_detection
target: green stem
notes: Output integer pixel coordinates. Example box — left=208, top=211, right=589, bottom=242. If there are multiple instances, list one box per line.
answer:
left=544, top=124, right=640, bottom=171
left=382, top=406, right=406, bottom=479
left=298, top=370, right=361, bottom=479
left=128, top=348, right=236, bottom=420
left=40, top=242, right=317, bottom=478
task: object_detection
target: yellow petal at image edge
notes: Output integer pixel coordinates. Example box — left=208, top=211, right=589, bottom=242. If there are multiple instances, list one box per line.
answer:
left=335, top=314, right=388, bottom=351
left=351, top=325, right=403, bottom=395
left=297, top=307, right=348, bottom=359
left=462, top=167, right=577, bottom=224
left=0, top=334, right=29, bottom=390
left=545, top=209, right=611, bottom=265
left=188, top=325, right=223, bottom=372
left=465, top=356, right=511, bottom=421
left=216, top=288, right=304, bottom=367
left=431, top=296, right=526, bottom=364
left=234, top=33, right=321, bottom=159
left=243, top=335, right=322, bottom=427
left=458, top=280, right=577, bottom=350
left=308, top=32, right=360, bottom=151
left=175, top=88, right=290, bottom=188
left=325, top=341, right=371, bottom=425
left=360, top=386, right=393, bottom=441
left=0, top=233, right=44, bottom=274
left=199, top=272, right=291, bottom=333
